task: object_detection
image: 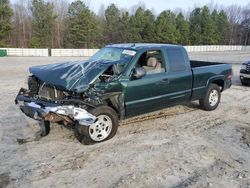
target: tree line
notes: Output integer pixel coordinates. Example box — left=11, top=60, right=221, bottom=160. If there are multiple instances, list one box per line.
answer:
left=0, top=0, right=250, bottom=48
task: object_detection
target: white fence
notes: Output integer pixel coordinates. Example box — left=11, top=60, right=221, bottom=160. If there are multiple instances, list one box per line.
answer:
left=184, top=45, right=250, bottom=52
left=0, top=45, right=250, bottom=57
left=0, top=48, right=48, bottom=56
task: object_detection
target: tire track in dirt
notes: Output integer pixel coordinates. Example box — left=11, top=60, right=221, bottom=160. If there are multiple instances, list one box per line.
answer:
left=182, top=117, right=226, bottom=136
left=121, top=105, right=199, bottom=126
left=171, top=159, right=235, bottom=188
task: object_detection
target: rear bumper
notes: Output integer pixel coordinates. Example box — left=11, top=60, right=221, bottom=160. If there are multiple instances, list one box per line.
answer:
left=15, top=88, right=96, bottom=126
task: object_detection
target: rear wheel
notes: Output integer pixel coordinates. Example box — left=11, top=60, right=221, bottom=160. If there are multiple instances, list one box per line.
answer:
left=75, top=106, right=118, bottom=145
left=199, top=84, right=221, bottom=111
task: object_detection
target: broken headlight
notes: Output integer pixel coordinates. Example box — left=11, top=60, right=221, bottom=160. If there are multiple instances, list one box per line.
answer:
left=28, top=75, right=39, bottom=96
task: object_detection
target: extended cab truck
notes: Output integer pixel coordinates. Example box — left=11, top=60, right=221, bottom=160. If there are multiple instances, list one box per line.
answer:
left=15, top=44, right=232, bottom=144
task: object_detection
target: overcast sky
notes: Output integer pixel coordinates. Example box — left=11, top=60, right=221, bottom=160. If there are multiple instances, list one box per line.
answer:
left=10, top=0, right=250, bottom=14
left=81, top=0, right=250, bottom=13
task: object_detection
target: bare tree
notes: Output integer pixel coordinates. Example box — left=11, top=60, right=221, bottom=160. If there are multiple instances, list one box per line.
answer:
left=51, top=0, right=68, bottom=48
left=241, top=5, right=250, bottom=45
left=97, top=4, right=105, bottom=19
left=226, top=5, right=243, bottom=44
left=12, top=0, right=32, bottom=47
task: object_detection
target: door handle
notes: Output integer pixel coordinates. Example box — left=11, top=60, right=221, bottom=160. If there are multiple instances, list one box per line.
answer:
left=161, top=78, right=170, bottom=84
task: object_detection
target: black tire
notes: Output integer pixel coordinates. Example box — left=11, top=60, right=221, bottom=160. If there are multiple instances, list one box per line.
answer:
left=74, top=106, right=118, bottom=145
left=199, top=84, right=221, bottom=111
left=241, top=81, right=249, bottom=86
left=40, top=120, right=50, bottom=137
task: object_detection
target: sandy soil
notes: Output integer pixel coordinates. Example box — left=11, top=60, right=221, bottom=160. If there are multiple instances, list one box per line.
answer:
left=0, top=53, right=250, bottom=188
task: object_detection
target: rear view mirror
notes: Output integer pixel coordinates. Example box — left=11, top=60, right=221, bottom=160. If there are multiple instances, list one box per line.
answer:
left=132, top=67, right=146, bottom=79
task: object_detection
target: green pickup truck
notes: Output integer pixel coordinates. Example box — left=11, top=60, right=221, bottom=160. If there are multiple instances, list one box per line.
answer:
left=15, top=44, right=232, bottom=144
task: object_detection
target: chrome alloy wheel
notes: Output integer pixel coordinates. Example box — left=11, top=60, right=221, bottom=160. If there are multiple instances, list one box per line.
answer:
left=89, top=115, right=112, bottom=141
left=209, top=89, right=219, bottom=106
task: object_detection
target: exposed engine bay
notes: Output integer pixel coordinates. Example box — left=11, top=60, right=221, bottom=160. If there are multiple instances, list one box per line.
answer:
left=28, top=75, right=69, bottom=101
left=97, top=64, right=123, bottom=83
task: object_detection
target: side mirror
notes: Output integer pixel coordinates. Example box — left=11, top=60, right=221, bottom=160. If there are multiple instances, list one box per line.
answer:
left=132, top=67, right=146, bottom=79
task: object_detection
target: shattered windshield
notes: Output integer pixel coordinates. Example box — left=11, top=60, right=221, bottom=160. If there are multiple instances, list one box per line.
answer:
left=90, top=47, right=136, bottom=62
left=89, top=47, right=136, bottom=74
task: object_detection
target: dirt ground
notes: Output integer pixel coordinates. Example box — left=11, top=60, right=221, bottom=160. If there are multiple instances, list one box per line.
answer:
left=0, top=52, right=250, bottom=188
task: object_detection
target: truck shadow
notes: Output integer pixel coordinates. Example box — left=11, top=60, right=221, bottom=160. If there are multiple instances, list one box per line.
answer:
left=183, top=101, right=201, bottom=110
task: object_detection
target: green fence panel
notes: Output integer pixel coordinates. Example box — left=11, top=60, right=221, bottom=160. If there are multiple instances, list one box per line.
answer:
left=0, top=49, right=7, bottom=57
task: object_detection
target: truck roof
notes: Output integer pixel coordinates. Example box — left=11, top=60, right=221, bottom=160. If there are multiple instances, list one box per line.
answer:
left=105, top=43, right=182, bottom=50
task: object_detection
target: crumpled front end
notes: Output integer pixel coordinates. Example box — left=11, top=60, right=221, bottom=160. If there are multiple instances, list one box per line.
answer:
left=15, top=88, right=97, bottom=126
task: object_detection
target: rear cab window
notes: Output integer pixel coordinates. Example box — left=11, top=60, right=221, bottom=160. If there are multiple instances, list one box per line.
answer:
left=165, top=48, right=188, bottom=72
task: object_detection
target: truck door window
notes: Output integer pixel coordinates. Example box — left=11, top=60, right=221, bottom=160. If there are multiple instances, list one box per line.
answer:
left=136, top=50, right=165, bottom=75
left=166, top=49, right=186, bottom=72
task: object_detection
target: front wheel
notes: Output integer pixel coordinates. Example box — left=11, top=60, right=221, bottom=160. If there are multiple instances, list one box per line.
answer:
left=199, top=84, right=221, bottom=111
left=74, top=106, right=118, bottom=145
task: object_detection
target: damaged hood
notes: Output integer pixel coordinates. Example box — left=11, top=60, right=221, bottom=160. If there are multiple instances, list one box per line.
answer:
left=29, top=60, right=118, bottom=92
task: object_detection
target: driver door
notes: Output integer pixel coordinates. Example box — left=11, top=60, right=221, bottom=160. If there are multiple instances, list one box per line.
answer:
left=124, top=49, right=170, bottom=117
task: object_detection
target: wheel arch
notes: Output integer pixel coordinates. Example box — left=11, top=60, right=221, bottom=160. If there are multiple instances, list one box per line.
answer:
left=206, top=75, right=225, bottom=92
left=94, top=92, right=125, bottom=120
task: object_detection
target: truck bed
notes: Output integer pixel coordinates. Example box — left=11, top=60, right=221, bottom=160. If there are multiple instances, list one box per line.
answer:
left=190, top=60, right=232, bottom=101
left=190, top=60, right=226, bottom=68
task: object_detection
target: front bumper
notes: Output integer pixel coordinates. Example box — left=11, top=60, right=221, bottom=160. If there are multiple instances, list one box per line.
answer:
left=240, top=73, right=250, bottom=84
left=15, top=88, right=96, bottom=126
